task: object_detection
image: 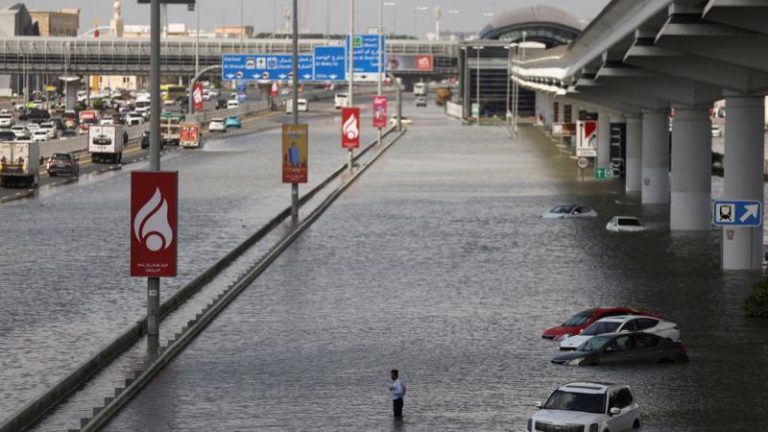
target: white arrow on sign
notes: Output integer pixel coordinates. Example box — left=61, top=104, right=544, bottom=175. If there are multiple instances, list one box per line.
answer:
left=303, top=74, right=313, bottom=79
left=329, top=74, right=338, bottom=80
left=740, top=204, right=759, bottom=222
left=278, top=74, right=287, bottom=79
left=226, top=74, right=235, bottom=79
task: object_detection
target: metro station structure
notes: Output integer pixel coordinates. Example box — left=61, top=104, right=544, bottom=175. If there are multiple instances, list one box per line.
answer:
left=510, top=0, right=768, bottom=270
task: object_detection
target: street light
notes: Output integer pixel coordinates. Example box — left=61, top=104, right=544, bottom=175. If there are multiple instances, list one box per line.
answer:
left=384, top=2, right=397, bottom=36
left=472, top=45, right=484, bottom=126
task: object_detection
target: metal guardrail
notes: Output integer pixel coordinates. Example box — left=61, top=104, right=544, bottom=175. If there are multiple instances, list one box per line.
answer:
left=0, top=37, right=459, bottom=75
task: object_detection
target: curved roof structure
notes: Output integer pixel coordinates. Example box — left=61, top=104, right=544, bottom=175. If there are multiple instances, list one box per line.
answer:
left=479, top=6, right=583, bottom=48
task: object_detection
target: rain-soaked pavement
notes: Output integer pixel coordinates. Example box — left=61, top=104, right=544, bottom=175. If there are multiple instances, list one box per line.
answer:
left=95, top=103, right=768, bottom=431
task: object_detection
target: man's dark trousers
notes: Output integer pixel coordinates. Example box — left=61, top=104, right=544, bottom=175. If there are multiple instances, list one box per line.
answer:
left=393, top=398, right=403, bottom=418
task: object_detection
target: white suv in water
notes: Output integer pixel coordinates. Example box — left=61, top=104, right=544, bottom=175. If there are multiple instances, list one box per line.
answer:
left=527, top=382, right=640, bottom=432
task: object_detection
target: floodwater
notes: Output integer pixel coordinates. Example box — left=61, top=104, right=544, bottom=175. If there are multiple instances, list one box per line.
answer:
left=0, top=104, right=378, bottom=422
left=102, top=103, right=768, bottom=431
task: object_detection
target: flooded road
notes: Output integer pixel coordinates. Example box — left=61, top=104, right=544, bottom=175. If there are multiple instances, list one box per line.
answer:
left=103, top=103, right=768, bottom=431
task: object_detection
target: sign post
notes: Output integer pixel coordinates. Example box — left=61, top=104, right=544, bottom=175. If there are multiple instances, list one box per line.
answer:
left=713, top=200, right=763, bottom=227
left=342, top=107, right=360, bottom=172
left=373, top=95, right=388, bottom=144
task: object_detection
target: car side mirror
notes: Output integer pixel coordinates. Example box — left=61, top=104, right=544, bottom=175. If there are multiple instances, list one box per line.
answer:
left=534, top=401, right=543, bottom=409
left=609, top=407, right=621, bottom=416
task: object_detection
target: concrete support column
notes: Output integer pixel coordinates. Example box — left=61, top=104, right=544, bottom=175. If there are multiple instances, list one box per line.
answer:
left=598, top=111, right=611, bottom=167
left=641, top=111, right=670, bottom=204
left=722, top=96, right=765, bottom=270
left=625, top=116, right=642, bottom=192
left=670, top=108, right=711, bottom=231
left=558, top=102, right=566, bottom=123
left=64, top=81, right=78, bottom=111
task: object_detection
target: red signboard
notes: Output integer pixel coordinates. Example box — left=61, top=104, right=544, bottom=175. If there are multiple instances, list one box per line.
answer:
left=192, top=82, right=204, bottom=112
left=341, top=107, right=360, bottom=149
left=131, top=171, right=178, bottom=277
left=282, top=124, right=309, bottom=184
left=416, top=55, right=433, bottom=71
left=270, top=82, right=279, bottom=98
left=372, top=96, right=388, bottom=129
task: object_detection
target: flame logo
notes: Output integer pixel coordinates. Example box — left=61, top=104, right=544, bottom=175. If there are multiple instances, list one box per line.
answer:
left=343, top=114, right=359, bottom=140
left=134, top=188, right=173, bottom=252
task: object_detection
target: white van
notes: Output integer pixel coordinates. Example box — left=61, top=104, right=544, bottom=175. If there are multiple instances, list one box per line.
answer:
left=334, top=93, right=349, bottom=109
left=286, top=98, right=309, bottom=114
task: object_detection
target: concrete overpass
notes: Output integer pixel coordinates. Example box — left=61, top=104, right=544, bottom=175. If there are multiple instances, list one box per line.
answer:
left=511, top=0, right=768, bottom=270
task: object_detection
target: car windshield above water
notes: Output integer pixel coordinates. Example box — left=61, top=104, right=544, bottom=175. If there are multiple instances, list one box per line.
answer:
left=581, top=321, right=621, bottom=336
left=618, top=218, right=642, bottom=226
left=544, top=390, right=606, bottom=414
left=51, top=153, right=72, bottom=161
left=577, top=335, right=611, bottom=352
left=562, top=310, right=593, bottom=327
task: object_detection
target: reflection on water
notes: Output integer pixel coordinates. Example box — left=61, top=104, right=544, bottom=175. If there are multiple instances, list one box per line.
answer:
left=104, top=106, right=768, bottom=431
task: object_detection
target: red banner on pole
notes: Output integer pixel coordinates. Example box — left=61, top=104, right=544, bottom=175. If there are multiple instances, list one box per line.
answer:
left=192, top=82, right=204, bottom=112
left=282, top=124, right=309, bottom=184
left=373, top=96, right=388, bottom=129
left=341, top=107, right=360, bottom=149
left=131, top=171, right=178, bottom=277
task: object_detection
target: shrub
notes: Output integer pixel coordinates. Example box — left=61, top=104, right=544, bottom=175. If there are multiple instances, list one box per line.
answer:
left=745, top=278, right=768, bottom=317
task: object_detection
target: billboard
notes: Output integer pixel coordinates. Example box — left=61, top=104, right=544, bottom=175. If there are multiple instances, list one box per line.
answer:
left=610, top=122, right=626, bottom=178
left=387, top=54, right=434, bottom=72
left=192, top=81, right=204, bottom=112
left=372, top=96, right=388, bottom=129
left=576, top=120, right=598, bottom=158
left=282, top=124, right=309, bottom=184
left=222, top=54, right=314, bottom=81
left=131, top=171, right=178, bottom=277
left=346, top=34, right=386, bottom=81
left=341, top=107, right=360, bottom=149
left=314, top=46, right=347, bottom=81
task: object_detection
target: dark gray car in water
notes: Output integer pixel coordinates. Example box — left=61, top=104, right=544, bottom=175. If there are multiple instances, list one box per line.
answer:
left=551, top=332, right=689, bottom=366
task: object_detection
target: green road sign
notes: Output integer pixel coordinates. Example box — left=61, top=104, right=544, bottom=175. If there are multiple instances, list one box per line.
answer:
left=595, top=167, right=606, bottom=179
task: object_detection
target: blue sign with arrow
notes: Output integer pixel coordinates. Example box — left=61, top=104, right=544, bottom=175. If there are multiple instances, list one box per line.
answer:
left=712, top=200, right=763, bottom=227
left=313, top=46, right=347, bottom=81
left=346, top=34, right=386, bottom=81
left=222, top=54, right=314, bottom=82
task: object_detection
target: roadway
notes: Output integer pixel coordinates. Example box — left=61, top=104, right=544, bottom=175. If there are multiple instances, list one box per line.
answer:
left=93, top=103, right=768, bottom=431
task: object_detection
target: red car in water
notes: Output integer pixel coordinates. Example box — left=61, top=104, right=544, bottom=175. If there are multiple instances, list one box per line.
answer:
left=542, top=307, right=657, bottom=341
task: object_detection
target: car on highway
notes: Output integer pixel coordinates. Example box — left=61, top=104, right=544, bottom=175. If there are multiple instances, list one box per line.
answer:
left=390, top=115, right=413, bottom=126
left=542, top=307, right=654, bottom=341
left=60, top=129, right=78, bottom=140
left=39, top=122, right=58, bottom=139
left=527, top=382, right=641, bottom=432
left=559, top=315, right=681, bottom=351
left=141, top=130, right=150, bottom=149
left=10, top=125, right=29, bottom=140
left=285, top=98, right=309, bottom=114
left=31, top=130, right=49, bottom=142
left=227, top=100, right=240, bottom=110
left=208, top=118, right=226, bottom=132
left=100, top=118, right=115, bottom=126
left=25, top=122, right=40, bottom=132
left=542, top=204, right=598, bottom=219
left=0, top=112, right=13, bottom=128
left=46, top=153, right=79, bottom=177
left=334, top=93, right=349, bottom=109
left=224, top=116, right=241, bottom=129
left=415, top=96, right=427, bottom=107
left=0, top=130, right=16, bottom=141
left=606, top=216, right=645, bottom=232
left=125, top=112, right=144, bottom=126
left=551, top=333, right=689, bottom=366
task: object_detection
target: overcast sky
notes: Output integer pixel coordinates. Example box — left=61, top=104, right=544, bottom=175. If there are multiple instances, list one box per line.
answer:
left=12, top=0, right=610, bottom=36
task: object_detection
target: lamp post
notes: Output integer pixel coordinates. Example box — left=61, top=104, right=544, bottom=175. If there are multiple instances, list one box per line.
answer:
left=290, top=0, right=299, bottom=221
left=384, top=2, right=396, bottom=37
left=195, top=0, right=200, bottom=78
left=473, top=45, right=483, bottom=126
left=347, top=0, right=355, bottom=173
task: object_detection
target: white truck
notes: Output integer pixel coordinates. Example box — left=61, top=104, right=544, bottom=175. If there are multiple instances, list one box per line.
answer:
left=413, top=82, right=427, bottom=97
left=88, top=125, right=125, bottom=164
left=0, top=141, right=40, bottom=188
left=135, top=96, right=151, bottom=119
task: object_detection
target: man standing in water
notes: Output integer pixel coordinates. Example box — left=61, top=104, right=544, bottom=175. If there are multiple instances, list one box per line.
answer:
left=390, top=369, right=406, bottom=418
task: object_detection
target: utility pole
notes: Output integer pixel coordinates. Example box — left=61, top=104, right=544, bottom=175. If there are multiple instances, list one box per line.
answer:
left=347, top=0, right=355, bottom=173
left=147, top=0, right=162, bottom=340
left=377, top=0, right=384, bottom=147
left=473, top=45, right=483, bottom=126
left=290, top=0, right=300, bottom=222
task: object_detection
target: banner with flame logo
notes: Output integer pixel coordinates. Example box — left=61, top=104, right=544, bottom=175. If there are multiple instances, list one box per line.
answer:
left=341, top=107, right=360, bottom=149
left=192, top=82, right=204, bottom=112
left=131, top=171, right=178, bottom=277
left=372, top=96, right=388, bottom=129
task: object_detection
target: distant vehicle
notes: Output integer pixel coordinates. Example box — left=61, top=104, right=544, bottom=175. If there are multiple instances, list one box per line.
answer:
left=179, top=122, right=201, bottom=149
left=46, top=152, right=79, bottom=177
left=606, top=216, right=645, bottom=232
left=78, top=110, right=100, bottom=132
left=25, top=122, right=40, bottom=132
left=224, top=116, right=241, bottom=129
left=135, top=96, right=151, bottom=119
left=38, top=122, right=57, bottom=139
left=334, top=93, right=349, bottom=109
left=22, top=108, right=51, bottom=124
left=415, top=96, right=427, bottom=107
left=0, top=141, right=40, bottom=188
left=527, top=382, right=641, bottom=432
left=542, top=307, right=656, bottom=341
left=125, top=112, right=144, bottom=126
left=161, top=112, right=185, bottom=145
left=0, top=130, right=17, bottom=142
left=62, top=110, right=78, bottom=130
left=100, top=118, right=115, bottom=126
left=31, top=130, right=49, bottom=142
left=161, top=84, right=187, bottom=105
left=543, top=204, right=598, bottom=219
left=60, top=129, right=78, bottom=140
left=285, top=98, right=309, bottom=114
left=413, top=82, right=427, bottom=97
left=551, top=333, right=689, bottom=366
left=208, top=118, right=226, bottom=132
left=0, top=113, right=13, bottom=128
left=49, top=118, right=65, bottom=133
left=140, top=130, right=151, bottom=149
left=227, top=100, right=240, bottom=110
left=435, top=87, right=452, bottom=105
left=10, top=125, right=29, bottom=140
left=559, top=315, right=681, bottom=351
left=390, top=115, right=412, bottom=126
left=88, top=125, right=124, bottom=164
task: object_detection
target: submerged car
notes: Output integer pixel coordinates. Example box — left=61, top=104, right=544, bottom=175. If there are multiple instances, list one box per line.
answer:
left=527, top=382, right=641, bottom=432
left=542, top=307, right=654, bottom=341
left=224, top=116, right=241, bottom=129
left=543, top=204, right=598, bottom=219
left=559, top=315, right=681, bottom=351
left=551, top=332, right=689, bottom=366
left=606, top=216, right=645, bottom=232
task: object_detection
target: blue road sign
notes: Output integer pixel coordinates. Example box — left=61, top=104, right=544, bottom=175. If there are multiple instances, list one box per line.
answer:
left=346, top=34, right=386, bottom=81
left=313, top=46, right=347, bottom=81
left=222, top=54, right=314, bottom=82
left=713, top=200, right=763, bottom=227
